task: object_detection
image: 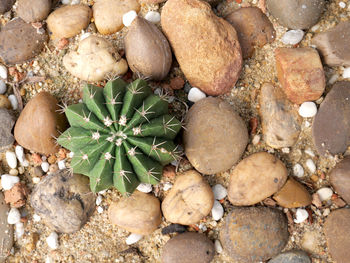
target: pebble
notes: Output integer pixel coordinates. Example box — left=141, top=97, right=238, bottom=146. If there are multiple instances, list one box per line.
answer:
left=95, top=195, right=102, bottom=206
left=188, top=87, right=206, bottom=103
left=136, top=183, right=152, bottom=193
left=214, top=240, right=223, bottom=254
left=15, top=145, right=25, bottom=164
left=57, top=160, right=66, bottom=170
left=0, top=64, right=7, bottom=79
left=294, top=208, right=309, bottom=223
left=252, top=134, right=261, bottom=145
left=305, top=148, right=315, bottom=157
left=41, top=162, right=49, bottom=173
left=97, top=206, right=104, bottom=213
left=330, top=156, right=350, bottom=204
left=211, top=200, right=224, bottom=221
left=33, top=214, right=41, bottom=222
left=46, top=232, right=59, bottom=250
left=144, top=11, right=161, bottom=23
left=9, top=169, right=18, bottom=176
left=125, top=233, right=143, bottom=245
left=0, top=79, right=6, bottom=94
left=8, top=95, right=18, bottom=110
left=123, top=10, right=137, bottom=27
left=7, top=208, right=21, bottom=224
left=212, top=184, right=227, bottom=200
left=282, top=30, right=304, bottom=45
left=32, top=177, right=41, bottom=184
left=339, top=1, right=346, bottom=8
left=1, top=175, right=19, bottom=190
left=163, top=182, right=172, bottom=191
left=15, top=222, right=24, bottom=238
left=269, top=250, right=311, bottom=263
left=0, top=192, right=13, bottom=262
left=299, top=102, right=317, bottom=117
left=343, top=67, right=350, bottom=78
left=305, top=159, right=316, bottom=173
left=6, top=151, right=17, bottom=169
left=316, top=187, right=333, bottom=201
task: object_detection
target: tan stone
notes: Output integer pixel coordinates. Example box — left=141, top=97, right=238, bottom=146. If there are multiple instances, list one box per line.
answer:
left=0, top=95, right=11, bottom=109
left=17, top=0, right=51, bottom=23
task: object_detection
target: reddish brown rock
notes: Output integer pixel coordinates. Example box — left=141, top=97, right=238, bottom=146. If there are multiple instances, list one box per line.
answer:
left=4, top=182, right=28, bottom=208
left=330, top=156, right=350, bottom=204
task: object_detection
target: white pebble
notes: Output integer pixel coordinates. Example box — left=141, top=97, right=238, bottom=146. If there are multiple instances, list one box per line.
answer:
left=7, top=208, right=21, bottom=224
left=136, top=183, right=152, bottom=193
left=41, top=162, right=50, bottom=173
left=293, top=164, right=304, bottom=178
left=281, top=29, right=304, bottom=45
left=33, top=214, right=41, bottom=222
left=58, top=160, right=66, bottom=170
left=144, top=11, right=161, bottom=23
left=212, top=184, right=227, bottom=200
left=126, top=233, right=143, bottom=245
left=123, top=11, right=138, bottom=27
left=46, top=232, right=59, bottom=250
left=6, top=151, right=17, bottom=169
left=163, top=182, right=173, bottom=191
left=316, top=187, right=333, bottom=201
left=8, top=95, right=18, bottom=110
left=298, top=102, right=317, bottom=118
left=304, top=148, right=315, bottom=157
left=1, top=174, right=19, bottom=190
left=97, top=206, right=104, bottom=213
left=80, top=32, right=91, bottom=41
left=68, top=151, right=74, bottom=158
left=15, top=145, right=25, bottom=163
left=328, top=74, right=339, bottom=84
left=343, top=67, right=350, bottom=78
left=198, top=223, right=207, bottom=232
left=305, top=159, right=316, bottom=173
left=211, top=200, right=224, bottom=221
left=339, top=1, right=346, bottom=8
left=252, top=134, right=261, bottom=145
left=96, top=195, right=103, bottom=206
left=98, top=190, right=107, bottom=195
left=32, top=177, right=41, bottom=184
left=214, top=240, right=223, bottom=254
left=15, top=222, right=24, bottom=238
left=294, top=208, right=309, bottom=223
left=0, top=64, right=7, bottom=79
left=304, top=121, right=311, bottom=128
left=188, top=87, right=206, bottom=103
left=281, top=147, right=290, bottom=154
left=0, top=80, right=6, bottom=94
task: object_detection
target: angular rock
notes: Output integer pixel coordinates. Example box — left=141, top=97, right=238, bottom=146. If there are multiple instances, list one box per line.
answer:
left=0, top=108, right=15, bottom=150
left=161, top=0, right=242, bottom=96
left=330, top=156, right=350, bottom=204
left=275, top=47, right=325, bottom=104
left=228, top=152, right=288, bottom=206
left=266, top=0, right=325, bottom=29
left=220, top=207, right=289, bottom=262
left=0, top=193, right=13, bottom=263
left=183, top=97, right=248, bottom=174
left=17, top=0, right=51, bottom=23
left=312, top=81, right=350, bottom=155
left=259, top=83, right=302, bottom=148
left=225, top=7, right=275, bottom=59
left=4, top=182, right=28, bottom=208
left=30, top=170, right=95, bottom=234
left=0, top=18, right=48, bottom=65
left=269, top=250, right=311, bottom=263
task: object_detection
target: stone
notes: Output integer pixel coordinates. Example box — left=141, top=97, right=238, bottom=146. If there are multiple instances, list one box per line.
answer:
left=220, top=207, right=289, bottom=262
left=269, top=250, right=311, bottom=263
left=301, top=231, right=322, bottom=254
left=0, top=80, right=6, bottom=94
left=228, top=152, right=288, bottom=206
left=183, top=97, right=248, bottom=174
left=30, top=170, right=95, bottom=234
left=122, top=10, right=137, bottom=27
left=330, top=156, right=350, bottom=204
left=17, top=0, right=51, bottom=23
left=188, top=87, right=206, bottom=103
left=312, top=21, right=350, bottom=67
left=275, top=47, right=325, bottom=104
left=225, top=7, right=275, bottom=59
left=0, top=18, right=48, bottom=65
left=0, top=0, right=14, bottom=14
left=161, top=0, right=242, bottom=96
left=161, top=170, right=214, bottom=225
left=298, top=102, right=317, bottom=118
left=0, top=193, right=13, bottom=263
left=14, top=92, right=68, bottom=155
left=281, top=30, right=305, bottom=45
left=324, top=208, right=350, bottom=263
left=312, top=81, right=350, bottom=155
left=0, top=109, right=15, bottom=150
left=144, top=11, right=161, bottom=24
left=0, top=95, right=11, bottom=109
left=93, top=0, right=140, bottom=35
left=125, top=233, right=143, bottom=245
left=47, top=4, right=92, bottom=39
left=316, top=187, right=333, bottom=201
left=139, top=0, right=165, bottom=3
left=294, top=208, right=308, bottom=223
left=259, top=83, right=302, bottom=148
left=273, top=178, right=312, bottom=208
left=162, top=232, right=215, bottom=263
left=266, top=0, right=325, bottom=29
left=108, top=191, right=161, bottom=235
left=4, top=182, right=28, bottom=208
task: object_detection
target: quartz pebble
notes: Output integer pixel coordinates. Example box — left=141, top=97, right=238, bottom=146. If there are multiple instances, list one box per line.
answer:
left=6, top=151, right=17, bottom=169
left=136, top=183, right=152, bottom=193
left=33, top=214, right=41, bottom=222
left=163, top=182, right=173, bottom=191
left=305, top=159, right=316, bottom=173
left=126, top=233, right=143, bottom=245
left=15, top=222, right=24, bottom=238
left=211, top=200, right=224, bottom=221
left=0, top=64, right=7, bottom=79
left=339, top=1, right=346, bottom=8
left=282, top=30, right=304, bottom=45
left=343, top=67, right=350, bottom=78
left=97, top=206, right=103, bottom=213
left=123, top=11, right=137, bottom=27
left=294, top=208, right=309, bottom=223
left=58, top=160, right=66, bottom=170
left=46, top=232, right=59, bottom=250
left=299, top=102, right=317, bottom=117
left=212, top=184, right=227, bottom=200
left=316, top=187, right=333, bottom=201
left=144, top=11, right=161, bottom=23
left=1, top=174, right=19, bottom=190
left=188, top=87, right=206, bottom=103
left=0, top=79, right=6, bottom=94
left=15, top=145, right=25, bottom=163
left=41, top=162, right=49, bottom=173
left=7, top=208, right=21, bottom=224
left=96, top=195, right=102, bottom=206
left=8, top=95, right=18, bottom=110
left=214, top=240, right=223, bottom=254
left=293, top=163, right=304, bottom=178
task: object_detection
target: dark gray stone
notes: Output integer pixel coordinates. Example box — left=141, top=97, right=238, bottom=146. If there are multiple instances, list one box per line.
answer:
left=0, top=193, right=13, bottom=263
left=0, top=0, right=15, bottom=14
left=0, top=108, right=15, bottom=150
left=269, top=250, right=311, bottom=263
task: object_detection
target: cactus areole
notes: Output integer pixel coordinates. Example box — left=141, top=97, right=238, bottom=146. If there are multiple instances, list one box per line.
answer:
left=57, top=79, right=181, bottom=194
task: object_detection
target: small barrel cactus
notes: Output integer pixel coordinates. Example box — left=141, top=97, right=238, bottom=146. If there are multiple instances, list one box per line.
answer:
left=57, top=79, right=181, bottom=194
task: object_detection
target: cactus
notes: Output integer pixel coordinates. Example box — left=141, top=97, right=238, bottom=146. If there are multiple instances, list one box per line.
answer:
left=57, top=79, right=182, bottom=194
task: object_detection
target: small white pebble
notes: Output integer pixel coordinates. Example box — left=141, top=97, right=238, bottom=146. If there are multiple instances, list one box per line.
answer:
left=1, top=174, right=19, bottom=190
left=198, top=223, right=207, bottom=232
left=305, top=159, right=316, bottom=173
left=252, top=134, right=261, bottom=145
left=6, top=151, right=17, bottom=169
left=15, top=222, right=24, bottom=238
left=123, top=11, right=138, bottom=27
left=188, top=87, right=206, bottom=102
left=281, top=147, right=290, bottom=154
left=126, top=233, right=143, bottom=245
left=339, top=1, right=346, bottom=8
left=323, top=208, right=331, bottom=217
left=15, top=145, right=25, bottom=163
left=96, top=195, right=103, bottom=206
left=317, top=187, right=333, bottom=201
left=163, top=182, right=173, bottom=191
left=41, top=162, right=50, bottom=173
left=32, top=177, right=41, bottom=184
left=299, top=102, right=317, bottom=118
left=46, top=232, right=59, bottom=250
left=33, top=214, right=41, bottom=222
left=212, top=184, right=227, bottom=200
left=0, top=80, right=6, bottom=94
left=58, top=160, right=66, bottom=170
left=136, top=183, right=152, bottom=193
left=281, top=29, right=304, bottom=45
left=293, top=164, right=304, bottom=178
left=211, top=200, right=224, bottom=221
left=8, top=95, right=18, bottom=110
left=68, top=151, right=74, bottom=158
left=311, top=24, right=320, bottom=32
left=304, top=148, right=315, bottom=157
left=0, top=64, right=7, bottom=79
left=343, top=67, right=350, bottom=78
left=328, top=74, right=339, bottom=84
left=7, top=208, right=21, bottom=224
left=144, top=11, right=161, bottom=23
left=304, top=121, right=311, bottom=128
left=98, top=190, right=107, bottom=195
left=80, top=32, right=91, bottom=41
left=294, top=208, right=309, bottom=223
left=214, top=240, right=223, bottom=254
left=97, top=206, right=104, bottom=213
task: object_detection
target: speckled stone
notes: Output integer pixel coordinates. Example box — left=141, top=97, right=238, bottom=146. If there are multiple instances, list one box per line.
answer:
left=330, top=156, right=350, bottom=204
left=269, top=250, right=311, bottom=263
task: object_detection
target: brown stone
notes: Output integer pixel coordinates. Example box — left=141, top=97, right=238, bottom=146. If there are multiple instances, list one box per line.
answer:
left=0, top=95, right=11, bottom=109
left=0, top=0, right=14, bottom=14
left=17, top=0, right=51, bottom=23
left=330, top=156, right=350, bottom=204
left=0, top=108, right=15, bottom=150
left=4, top=182, right=28, bottom=208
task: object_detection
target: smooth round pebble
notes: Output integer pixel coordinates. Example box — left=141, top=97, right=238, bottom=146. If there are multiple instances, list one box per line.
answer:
left=316, top=187, right=333, bottom=201
left=15, top=222, right=24, bottom=238
left=57, top=160, right=66, bottom=170
left=41, top=162, right=49, bottom=173
left=293, top=163, right=304, bottom=178
left=214, top=240, right=223, bottom=254
left=15, top=145, right=24, bottom=163
left=294, top=208, right=309, bottom=223
left=8, top=95, right=18, bottom=110
left=7, top=208, right=21, bottom=224
left=126, top=233, right=143, bottom=245
left=136, top=183, right=152, bottom=193
left=6, top=151, right=17, bottom=169
left=330, top=156, right=350, bottom=204
left=1, top=174, right=19, bottom=190
left=0, top=79, right=6, bottom=94
left=299, top=102, right=317, bottom=117
left=211, top=200, right=224, bottom=221
left=188, top=87, right=206, bottom=103
left=46, top=232, right=59, bottom=250
left=123, top=10, right=137, bottom=27
left=0, top=64, right=7, bottom=79
left=305, top=159, right=316, bottom=173
left=144, top=11, right=161, bottom=23
left=269, top=250, right=311, bottom=263
left=212, top=184, right=227, bottom=200
left=95, top=195, right=102, bottom=206
left=282, top=30, right=304, bottom=45
left=97, top=206, right=103, bottom=213
left=343, top=67, right=350, bottom=78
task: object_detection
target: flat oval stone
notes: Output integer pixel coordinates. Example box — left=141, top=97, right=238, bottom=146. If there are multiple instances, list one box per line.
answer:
left=17, top=0, right=51, bottom=23
left=269, top=250, right=311, bottom=263
left=312, top=81, right=350, bottom=155
left=0, top=193, right=13, bottom=263
left=0, top=0, right=14, bottom=14
left=330, top=156, right=350, bottom=204
left=220, top=207, right=289, bottom=262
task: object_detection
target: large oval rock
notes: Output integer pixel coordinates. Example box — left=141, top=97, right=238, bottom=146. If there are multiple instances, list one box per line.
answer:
left=0, top=193, right=13, bottom=263
left=108, top=191, right=161, bottom=235
left=0, top=18, right=48, bottom=65
left=162, top=170, right=214, bottom=225
left=259, top=83, right=302, bottom=148
left=161, top=0, right=242, bottom=96
left=162, top=232, right=215, bottom=263
left=312, top=81, right=350, bottom=156
left=183, top=97, right=248, bottom=174
left=269, top=250, right=311, bottom=263
left=31, top=170, right=95, bottom=234
left=14, top=92, right=68, bottom=155
left=330, top=156, right=350, bottom=204
left=324, top=208, right=350, bottom=263
left=0, top=0, right=14, bottom=14
left=0, top=108, right=15, bottom=150
left=228, top=152, right=288, bottom=206
left=17, top=0, right=51, bottom=23
left=220, top=207, right=289, bottom=262
left=266, top=0, right=325, bottom=29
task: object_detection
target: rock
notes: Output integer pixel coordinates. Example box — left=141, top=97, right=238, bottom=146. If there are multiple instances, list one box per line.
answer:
left=301, top=231, right=322, bottom=254
left=46, top=232, right=59, bottom=250
left=0, top=80, right=6, bottom=94
left=124, top=16, right=172, bottom=81
left=187, top=87, right=206, bottom=103
left=14, top=92, right=68, bottom=155
left=93, top=0, right=140, bottom=35
left=211, top=200, right=224, bottom=221
left=273, top=178, right=311, bottom=208
left=162, top=232, right=215, bottom=263
left=47, top=4, right=92, bottom=39
left=266, top=0, right=325, bottom=29
left=125, top=233, right=143, bottom=245
left=139, top=0, right=165, bottom=3
left=122, top=10, right=137, bottom=27
left=324, top=208, right=350, bottom=263
left=275, top=47, right=325, bottom=104
left=0, top=109, right=15, bottom=150
left=8, top=95, right=17, bottom=111
left=183, top=97, right=248, bottom=174
left=312, top=81, right=350, bottom=155
left=4, top=182, right=28, bottom=208
left=316, top=187, right=333, bottom=201
left=0, top=95, right=11, bottom=109
left=161, top=170, right=214, bottom=225
left=298, top=102, right=317, bottom=118
left=1, top=175, right=19, bottom=191
left=161, top=0, right=242, bottom=96
left=293, top=164, right=305, bottom=178
left=281, top=30, right=304, bottom=45
left=63, top=35, right=128, bottom=82
left=269, top=250, right=311, bottom=263
left=330, top=157, right=350, bottom=204
left=225, top=7, right=275, bottom=59
left=0, top=65, right=7, bottom=80
left=294, top=208, right=309, bottom=223
left=220, top=207, right=289, bottom=262
left=30, top=170, right=95, bottom=234
left=0, top=18, right=48, bottom=65
left=0, top=193, right=13, bottom=263
left=312, top=21, right=350, bottom=67
left=228, top=152, right=288, bottom=206
left=144, top=11, right=161, bottom=24
left=212, top=184, right=227, bottom=200
left=0, top=0, right=14, bottom=14
left=305, top=159, right=316, bottom=173
left=108, top=191, right=161, bottom=235
left=17, top=0, right=51, bottom=23
left=259, top=83, right=302, bottom=148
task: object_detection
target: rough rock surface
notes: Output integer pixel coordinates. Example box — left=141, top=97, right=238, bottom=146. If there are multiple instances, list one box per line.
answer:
left=0, top=108, right=15, bottom=150
left=329, top=156, right=350, bottom=204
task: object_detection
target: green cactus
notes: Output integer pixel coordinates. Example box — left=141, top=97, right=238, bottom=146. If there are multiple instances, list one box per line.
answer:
left=57, top=79, right=182, bottom=194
